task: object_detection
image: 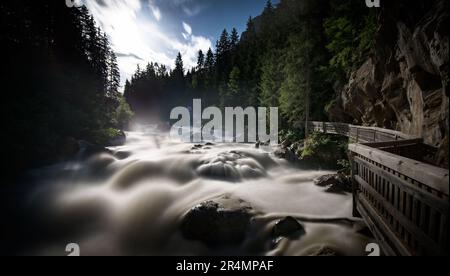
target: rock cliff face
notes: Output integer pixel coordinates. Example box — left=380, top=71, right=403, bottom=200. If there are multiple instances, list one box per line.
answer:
left=329, top=0, right=448, bottom=167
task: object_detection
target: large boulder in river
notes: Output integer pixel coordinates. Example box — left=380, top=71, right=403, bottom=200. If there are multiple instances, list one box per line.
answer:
left=180, top=195, right=255, bottom=248
left=108, top=130, right=126, bottom=146
left=272, top=217, right=305, bottom=239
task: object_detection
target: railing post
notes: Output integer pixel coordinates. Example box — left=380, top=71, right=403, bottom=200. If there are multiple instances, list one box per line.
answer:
left=356, top=128, right=360, bottom=143
left=323, top=122, right=327, bottom=134
left=374, top=130, right=377, bottom=142
left=350, top=152, right=361, bottom=218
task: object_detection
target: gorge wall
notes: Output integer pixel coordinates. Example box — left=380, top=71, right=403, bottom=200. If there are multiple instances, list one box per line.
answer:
left=328, top=0, right=449, bottom=167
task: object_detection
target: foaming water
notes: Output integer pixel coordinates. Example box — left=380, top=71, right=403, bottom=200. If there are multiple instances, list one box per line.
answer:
left=19, top=126, right=373, bottom=256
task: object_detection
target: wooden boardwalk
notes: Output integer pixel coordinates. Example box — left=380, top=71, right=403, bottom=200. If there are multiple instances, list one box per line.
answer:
left=309, top=122, right=449, bottom=256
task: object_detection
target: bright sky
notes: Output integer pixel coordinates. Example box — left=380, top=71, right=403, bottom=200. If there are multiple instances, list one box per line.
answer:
left=80, top=0, right=278, bottom=88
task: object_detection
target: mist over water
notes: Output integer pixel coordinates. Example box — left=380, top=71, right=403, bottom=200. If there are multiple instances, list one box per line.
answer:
left=16, top=125, right=372, bottom=256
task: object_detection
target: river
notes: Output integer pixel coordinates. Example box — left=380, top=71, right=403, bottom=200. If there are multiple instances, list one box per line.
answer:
left=7, top=126, right=373, bottom=256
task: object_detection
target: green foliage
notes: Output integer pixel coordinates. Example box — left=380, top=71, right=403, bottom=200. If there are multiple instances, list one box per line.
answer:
left=125, top=0, right=377, bottom=143
left=91, top=128, right=123, bottom=146
left=224, top=66, right=241, bottom=106
left=259, top=52, right=282, bottom=107
left=279, top=129, right=303, bottom=144
left=174, top=52, right=184, bottom=79
left=2, top=0, right=379, bottom=177
left=2, top=2, right=130, bottom=175
left=300, top=132, right=348, bottom=169
left=337, top=159, right=351, bottom=175
left=325, top=98, right=338, bottom=114
left=115, top=98, right=135, bottom=130
left=324, top=0, right=377, bottom=78
left=278, top=34, right=312, bottom=124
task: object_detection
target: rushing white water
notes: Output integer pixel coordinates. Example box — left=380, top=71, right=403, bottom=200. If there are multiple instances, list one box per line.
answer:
left=21, top=126, right=373, bottom=256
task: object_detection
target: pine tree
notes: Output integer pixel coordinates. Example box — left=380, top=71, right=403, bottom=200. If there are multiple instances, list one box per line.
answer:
left=124, top=79, right=132, bottom=102
left=1, top=2, right=133, bottom=175
left=205, top=48, right=215, bottom=72
left=230, top=28, right=239, bottom=50
left=247, top=16, right=256, bottom=34
left=173, top=52, right=184, bottom=79
left=228, top=67, right=240, bottom=93
left=263, top=0, right=274, bottom=15
left=197, top=50, right=205, bottom=70
left=216, top=29, right=232, bottom=84
left=216, top=29, right=230, bottom=56
left=260, top=53, right=282, bottom=107
left=107, top=50, right=120, bottom=99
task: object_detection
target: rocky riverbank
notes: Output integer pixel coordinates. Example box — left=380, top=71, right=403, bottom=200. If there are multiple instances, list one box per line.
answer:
left=273, top=132, right=350, bottom=172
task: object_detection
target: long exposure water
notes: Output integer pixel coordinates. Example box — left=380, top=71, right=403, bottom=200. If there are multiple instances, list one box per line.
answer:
left=7, top=126, right=373, bottom=256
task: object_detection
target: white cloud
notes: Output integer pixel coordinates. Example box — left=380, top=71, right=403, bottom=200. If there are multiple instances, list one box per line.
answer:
left=150, top=5, right=161, bottom=21
left=83, top=0, right=212, bottom=88
left=182, top=22, right=192, bottom=35
left=182, top=5, right=204, bottom=17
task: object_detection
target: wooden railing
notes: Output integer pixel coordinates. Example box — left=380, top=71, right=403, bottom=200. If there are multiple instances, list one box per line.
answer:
left=309, top=121, right=449, bottom=256
left=309, top=121, right=413, bottom=143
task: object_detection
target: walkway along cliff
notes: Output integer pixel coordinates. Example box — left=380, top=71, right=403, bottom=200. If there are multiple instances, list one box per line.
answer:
left=327, top=0, right=449, bottom=168
left=310, top=121, right=449, bottom=256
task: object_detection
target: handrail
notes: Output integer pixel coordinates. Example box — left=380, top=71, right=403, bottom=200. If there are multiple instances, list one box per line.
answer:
left=308, top=121, right=449, bottom=256
left=308, top=121, right=448, bottom=195
left=349, top=143, right=449, bottom=195
left=308, top=121, right=415, bottom=142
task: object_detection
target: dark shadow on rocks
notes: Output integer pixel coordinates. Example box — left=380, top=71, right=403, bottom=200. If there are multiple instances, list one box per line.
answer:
left=314, top=174, right=352, bottom=194
left=180, top=195, right=256, bottom=248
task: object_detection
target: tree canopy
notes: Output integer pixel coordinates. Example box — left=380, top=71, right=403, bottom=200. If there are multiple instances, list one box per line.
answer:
left=124, top=0, right=376, bottom=133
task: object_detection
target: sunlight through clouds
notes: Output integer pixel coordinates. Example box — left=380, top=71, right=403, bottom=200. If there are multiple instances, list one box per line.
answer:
left=82, top=0, right=212, bottom=88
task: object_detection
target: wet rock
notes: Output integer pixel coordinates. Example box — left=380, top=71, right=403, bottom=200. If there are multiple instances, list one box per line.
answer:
left=315, top=174, right=352, bottom=194
left=315, top=174, right=341, bottom=187
left=77, top=141, right=112, bottom=160
left=196, top=151, right=266, bottom=181
left=180, top=195, right=255, bottom=247
left=108, top=130, right=126, bottom=146
left=272, top=217, right=305, bottom=239
left=114, top=150, right=132, bottom=160
left=308, top=246, right=339, bottom=256
left=280, top=139, right=292, bottom=149
left=255, top=141, right=270, bottom=149
left=197, top=161, right=240, bottom=181
left=274, top=147, right=298, bottom=163
left=191, top=144, right=205, bottom=151
left=205, top=142, right=215, bottom=146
